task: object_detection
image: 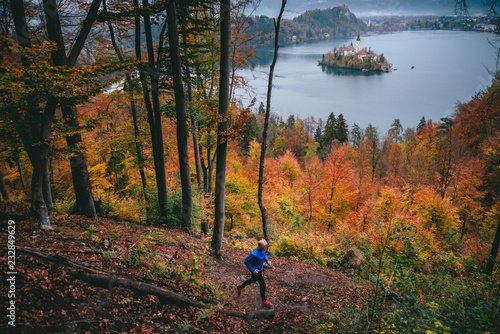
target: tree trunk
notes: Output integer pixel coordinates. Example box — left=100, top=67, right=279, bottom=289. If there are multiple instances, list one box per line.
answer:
left=200, top=146, right=208, bottom=193
left=200, top=145, right=215, bottom=196
left=11, top=0, right=57, bottom=229
left=328, top=173, right=335, bottom=230
left=257, top=0, right=286, bottom=243
left=207, top=146, right=216, bottom=196
left=13, top=0, right=101, bottom=227
left=143, top=0, right=168, bottom=219
left=211, top=0, right=231, bottom=257
left=486, top=216, right=500, bottom=275
left=104, top=2, right=148, bottom=202
left=135, top=0, right=168, bottom=221
left=29, top=151, right=51, bottom=229
left=460, top=212, right=467, bottom=240
left=201, top=146, right=216, bottom=235
left=0, top=169, right=9, bottom=201
left=42, top=159, right=53, bottom=213
left=192, top=119, right=203, bottom=188
left=200, top=146, right=209, bottom=234
left=16, top=153, right=25, bottom=189
left=48, top=0, right=101, bottom=203
left=130, top=96, right=149, bottom=202
left=26, top=93, right=57, bottom=231
left=167, top=0, right=192, bottom=232
left=180, top=19, right=203, bottom=189
left=62, top=107, right=97, bottom=219
left=10, top=0, right=30, bottom=49
left=43, top=0, right=101, bottom=220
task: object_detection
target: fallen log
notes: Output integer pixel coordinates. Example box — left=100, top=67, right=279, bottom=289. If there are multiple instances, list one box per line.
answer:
left=72, top=271, right=275, bottom=318
left=14, top=246, right=276, bottom=320
left=69, top=271, right=209, bottom=309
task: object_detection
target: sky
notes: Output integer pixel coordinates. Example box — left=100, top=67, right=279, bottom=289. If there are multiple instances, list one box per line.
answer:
left=251, top=0, right=486, bottom=18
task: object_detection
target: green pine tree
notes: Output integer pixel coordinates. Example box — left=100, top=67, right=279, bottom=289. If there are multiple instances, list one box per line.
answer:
left=417, top=116, right=426, bottom=133
left=351, top=123, right=362, bottom=147
left=389, top=118, right=403, bottom=143
left=336, top=113, right=349, bottom=144
left=323, top=112, right=337, bottom=148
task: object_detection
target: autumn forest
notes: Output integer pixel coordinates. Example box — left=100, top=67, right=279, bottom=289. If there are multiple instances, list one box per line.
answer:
left=0, top=0, right=499, bottom=333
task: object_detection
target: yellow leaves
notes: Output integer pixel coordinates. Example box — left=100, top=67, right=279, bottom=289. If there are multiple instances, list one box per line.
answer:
left=426, top=301, right=440, bottom=309
left=434, top=321, right=450, bottom=331
left=278, top=150, right=300, bottom=182
left=483, top=204, right=500, bottom=231
left=377, top=187, right=397, bottom=221
left=0, top=40, right=128, bottom=123
left=88, top=163, right=114, bottom=192
left=482, top=145, right=498, bottom=159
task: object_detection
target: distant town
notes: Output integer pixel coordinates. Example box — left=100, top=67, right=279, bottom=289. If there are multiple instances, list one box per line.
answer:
left=340, top=3, right=497, bottom=33
left=246, top=4, right=498, bottom=48
left=364, top=15, right=497, bottom=33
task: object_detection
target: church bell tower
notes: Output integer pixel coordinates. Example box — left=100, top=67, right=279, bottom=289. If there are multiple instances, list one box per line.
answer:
left=355, top=32, right=361, bottom=53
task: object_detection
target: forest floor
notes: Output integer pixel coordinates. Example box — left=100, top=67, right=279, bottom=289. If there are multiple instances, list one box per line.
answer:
left=0, top=202, right=368, bottom=333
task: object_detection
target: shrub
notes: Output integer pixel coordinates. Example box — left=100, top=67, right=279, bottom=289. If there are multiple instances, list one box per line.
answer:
left=147, top=186, right=205, bottom=229
left=274, top=235, right=317, bottom=261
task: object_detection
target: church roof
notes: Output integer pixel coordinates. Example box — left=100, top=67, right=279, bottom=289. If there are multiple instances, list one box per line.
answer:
left=345, top=45, right=355, bottom=51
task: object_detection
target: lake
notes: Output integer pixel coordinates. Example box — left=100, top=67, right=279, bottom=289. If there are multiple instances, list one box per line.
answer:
left=235, top=31, right=499, bottom=134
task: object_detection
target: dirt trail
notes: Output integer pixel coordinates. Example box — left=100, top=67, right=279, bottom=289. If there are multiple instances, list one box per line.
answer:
left=0, top=204, right=366, bottom=333
left=210, top=241, right=363, bottom=313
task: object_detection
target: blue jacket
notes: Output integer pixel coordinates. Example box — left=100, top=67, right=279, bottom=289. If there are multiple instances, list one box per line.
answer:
left=244, top=247, right=269, bottom=273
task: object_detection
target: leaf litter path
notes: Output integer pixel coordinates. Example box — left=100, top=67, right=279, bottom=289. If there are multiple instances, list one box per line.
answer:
left=0, top=203, right=366, bottom=333
left=213, top=242, right=365, bottom=320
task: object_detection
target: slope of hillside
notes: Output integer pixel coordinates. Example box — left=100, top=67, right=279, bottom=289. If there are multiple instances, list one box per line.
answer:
left=1, top=203, right=366, bottom=333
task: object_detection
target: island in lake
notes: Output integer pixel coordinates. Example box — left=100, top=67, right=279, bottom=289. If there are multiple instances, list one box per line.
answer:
left=318, top=33, right=394, bottom=72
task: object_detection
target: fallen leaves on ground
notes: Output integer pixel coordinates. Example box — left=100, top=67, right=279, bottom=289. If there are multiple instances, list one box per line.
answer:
left=0, top=202, right=366, bottom=333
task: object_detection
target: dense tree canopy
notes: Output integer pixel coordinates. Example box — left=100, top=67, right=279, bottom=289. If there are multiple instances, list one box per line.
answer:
left=0, top=2, right=499, bottom=332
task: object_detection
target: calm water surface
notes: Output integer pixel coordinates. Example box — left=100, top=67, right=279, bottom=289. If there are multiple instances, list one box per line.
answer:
left=235, top=31, right=498, bottom=133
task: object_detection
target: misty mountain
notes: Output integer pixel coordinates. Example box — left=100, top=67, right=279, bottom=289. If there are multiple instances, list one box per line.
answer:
left=254, top=0, right=486, bottom=18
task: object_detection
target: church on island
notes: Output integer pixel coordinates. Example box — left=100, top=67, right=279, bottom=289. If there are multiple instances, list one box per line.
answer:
left=319, top=33, right=393, bottom=72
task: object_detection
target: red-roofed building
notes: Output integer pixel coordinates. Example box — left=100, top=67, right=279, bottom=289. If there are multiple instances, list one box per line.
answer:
left=343, top=45, right=355, bottom=56
left=357, top=50, right=367, bottom=59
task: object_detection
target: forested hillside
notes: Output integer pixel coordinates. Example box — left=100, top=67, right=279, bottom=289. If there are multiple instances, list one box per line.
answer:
left=0, top=0, right=499, bottom=333
left=247, top=5, right=366, bottom=46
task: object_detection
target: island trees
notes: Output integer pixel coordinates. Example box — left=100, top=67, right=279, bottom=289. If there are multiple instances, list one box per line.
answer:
left=320, top=47, right=392, bottom=71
